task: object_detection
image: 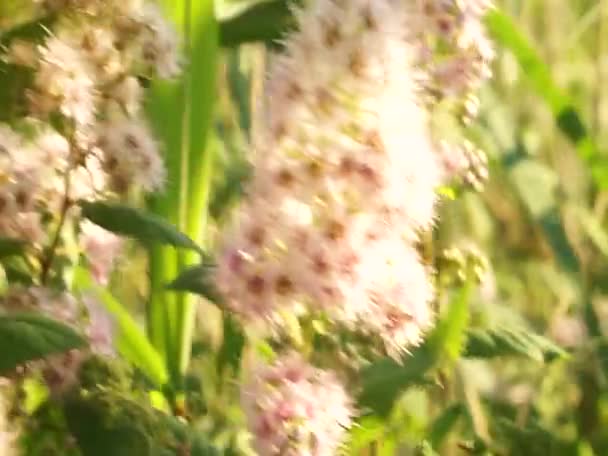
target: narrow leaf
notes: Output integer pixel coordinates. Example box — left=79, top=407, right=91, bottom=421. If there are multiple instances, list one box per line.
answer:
left=80, top=201, right=202, bottom=253
left=166, top=262, right=223, bottom=305
left=485, top=10, right=608, bottom=189
left=0, top=313, right=86, bottom=373
left=73, top=267, right=168, bottom=387
left=217, top=314, right=245, bottom=375
left=428, top=283, right=472, bottom=361
left=0, top=237, right=27, bottom=258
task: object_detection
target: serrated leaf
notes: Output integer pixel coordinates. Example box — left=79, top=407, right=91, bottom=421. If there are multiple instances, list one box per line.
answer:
left=166, top=262, right=223, bottom=305
left=428, top=283, right=472, bottom=361
left=464, top=326, right=567, bottom=362
left=0, top=237, right=27, bottom=258
left=80, top=201, right=202, bottom=253
left=358, top=284, right=472, bottom=417
left=358, top=343, right=436, bottom=417
left=64, top=391, right=154, bottom=456
left=428, top=403, right=465, bottom=448
left=73, top=267, right=168, bottom=387
left=0, top=314, right=87, bottom=373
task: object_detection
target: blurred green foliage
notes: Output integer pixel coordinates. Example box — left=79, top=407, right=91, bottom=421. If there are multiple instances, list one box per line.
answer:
left=4, top=0, right=608, bottom=454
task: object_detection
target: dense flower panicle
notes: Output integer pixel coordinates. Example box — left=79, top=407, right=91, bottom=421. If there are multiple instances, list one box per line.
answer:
left=242, top=354, right=352, bottom=456
left=216, top=0, right=439, bottom=357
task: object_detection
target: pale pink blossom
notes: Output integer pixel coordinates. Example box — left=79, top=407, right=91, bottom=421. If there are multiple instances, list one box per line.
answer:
left=242, top=354, right=352, bottom=456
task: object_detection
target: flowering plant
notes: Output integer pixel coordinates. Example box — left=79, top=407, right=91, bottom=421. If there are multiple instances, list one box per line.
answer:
left=0, top=0, right=601, bottom=455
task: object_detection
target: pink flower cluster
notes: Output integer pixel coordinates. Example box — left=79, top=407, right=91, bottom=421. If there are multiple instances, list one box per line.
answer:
left=241, top=353, right=352, bottom=456
left=216, top=0, right=438, bottom=356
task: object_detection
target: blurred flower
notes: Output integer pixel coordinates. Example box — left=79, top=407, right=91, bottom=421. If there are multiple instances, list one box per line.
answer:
left=241, top=353, right=352, bottom=456
left=216, top=0, right=439, bottom=356
left=550, top=315, right=587, bottom=349
left=96, top=117, right=165, bottom=193
left=80, top=220, right=124, bottom=285
left=414, top=0, right=495, bottom=107
left=130, top=3, right=181, bottom=78
left=32, top=37, right=97, bottom=126
left=438, top=139, right=489, bottom=190
left=83, top=296, right=115, bottom=357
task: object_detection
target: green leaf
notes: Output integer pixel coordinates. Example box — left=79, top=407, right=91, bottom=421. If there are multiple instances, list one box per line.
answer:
left=216, top=313, right=245, bottom=375
left=358, top=284, right=472, bottom=417
left=73, top=267, right=168, bottom=387
left=575, top=207, right=608, bottom=257
left=219, top=0, right=297, bottom=47
left=80, top=201, right=202, bottom=253
left=538, top=208, right=580, bottom=275
left=347, top=415, right=386, bottom=451
left=485, top=10, right=607, bottom=189
left=0, top=237, right=27, bottom=258
left=166, top=262, right=223, bottom=305
left=494, top=418, right=578, bottom=456
left=0, top=314, right=86, bottom=373
left=0, top=14, right=54, bottom=46
left=509, top=160, right=559, bottom=219
left=64, top=389, right=156, bottom=456
left=428, top=403, right=465, bottom=448
left=147, top=0, right=220, bottom=384
left=428, top=283, right=472, bottom=361
left=209, top=160, right=251, bottom=220
left=358, top=343, right=436, bottom=417
left=464, top=326, right=567, bottom=362
left=190, top=433, right=221, bottom=456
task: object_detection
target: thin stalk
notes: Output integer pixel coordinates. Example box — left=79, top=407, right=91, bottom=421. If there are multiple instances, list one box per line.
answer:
left=174, top=0, right=219, bottom=378
left=40, top=135, right=75, bottom=285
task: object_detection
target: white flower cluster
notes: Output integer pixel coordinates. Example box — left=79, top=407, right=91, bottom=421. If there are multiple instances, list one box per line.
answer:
left=241, top=353, right=352, bottom=456
left=1, top=287, right=114, bottom=394
left=216, top=0, right=438, bottom=358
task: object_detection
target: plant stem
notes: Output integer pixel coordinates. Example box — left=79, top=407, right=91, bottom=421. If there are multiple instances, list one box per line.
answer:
left=40, top=154, right=73, bottom=285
